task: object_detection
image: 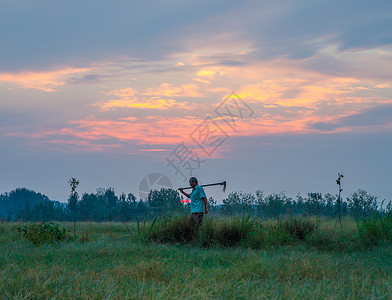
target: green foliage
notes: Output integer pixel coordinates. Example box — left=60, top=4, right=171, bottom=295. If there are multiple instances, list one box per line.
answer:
left=0, top=221, right=6, bottom=234
left=147, top=188, right=184, bottom=215
left=138, top=215, right=262, bottom=247
left=0, top=186, right=383, bottom=222
left=200, top=216, right=261, bottom=247
left=259, top=192, right=291, bottom=217
left=357, top=212, right=392, bottom=247
left=221, top=192, right=256, bottom=215
left=17, top=222, right=75, bottom=246
left=78, top=232, right=90, bottom=243
left=68, top=177, right=80, bottom=212
left=139, top=215, right=325, bottom=249
left=278, top=217, right=318, bottom=240
left=305, top=227, right=359, bottom=251
left=138, top=215, right=197, bottom=244
left=347, top=189, right=378, bottom=219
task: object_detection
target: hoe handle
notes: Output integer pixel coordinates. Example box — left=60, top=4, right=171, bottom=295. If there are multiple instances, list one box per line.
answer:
left=178, top=181, right=226, bottom=191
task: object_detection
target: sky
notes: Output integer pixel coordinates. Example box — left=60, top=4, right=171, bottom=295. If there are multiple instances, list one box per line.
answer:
left=1, top=0, right=392, bottom=203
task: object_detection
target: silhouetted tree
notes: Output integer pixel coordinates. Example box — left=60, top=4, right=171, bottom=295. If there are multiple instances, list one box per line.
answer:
left=68, top=178, right=80, bottom=235
left=347, top=189, right=378, bottom=219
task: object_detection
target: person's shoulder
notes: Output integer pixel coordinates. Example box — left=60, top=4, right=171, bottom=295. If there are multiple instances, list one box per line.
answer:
left=198, top=185, right=206, bottom=194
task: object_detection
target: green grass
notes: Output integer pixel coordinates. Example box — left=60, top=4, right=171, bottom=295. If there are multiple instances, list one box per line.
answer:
left=1, top=218, right=392, bottom=299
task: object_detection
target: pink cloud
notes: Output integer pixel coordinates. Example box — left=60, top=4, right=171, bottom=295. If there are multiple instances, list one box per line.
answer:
left=0, top=67, right=91, bottom=91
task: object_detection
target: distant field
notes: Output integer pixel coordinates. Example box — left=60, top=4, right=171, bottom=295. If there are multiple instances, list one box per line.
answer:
left=1, top=219, right=392, bottom=299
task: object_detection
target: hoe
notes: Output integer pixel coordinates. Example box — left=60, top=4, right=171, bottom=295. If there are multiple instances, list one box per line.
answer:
left=178, top=181, right=227, bottom=192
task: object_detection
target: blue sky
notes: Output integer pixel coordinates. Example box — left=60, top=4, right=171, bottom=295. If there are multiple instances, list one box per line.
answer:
left=1, top=0, right=391, bottom=202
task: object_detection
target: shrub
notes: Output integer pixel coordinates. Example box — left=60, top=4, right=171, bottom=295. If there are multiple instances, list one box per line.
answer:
left=17, top=222, right=75, bottom=246
left=261, top=222, right=292, bottom=246
left=138, top=215, right=198, bottom=244
left=139, top=215, right=262, bottom=247
left=279, top=217, right=318, bottom=240
left=357, top=213, right=392, bottom=247
left=0, top=221, right=6, bottom=234
left=305, top=228, right=359, bottom=251
left=199, top=215, right=261, bottom=247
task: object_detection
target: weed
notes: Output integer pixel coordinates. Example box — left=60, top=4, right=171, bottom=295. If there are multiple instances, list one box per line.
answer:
left=0, top=221, right=6, bottom=234
left=357, top=213, right=392, bottom=247
left=139, top=214, right=262, bottom=248
left=17, top=221, right=75, bottom=246
left=138, top=215, right=198, bottom=244
left=79, top=232, right=90, bottom=243
left=279, top=217, right=318, bottom=240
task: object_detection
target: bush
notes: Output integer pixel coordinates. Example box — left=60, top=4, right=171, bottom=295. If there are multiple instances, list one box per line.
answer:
left=357, top=213, right=392, bottom=247
left=138, top=214, right=392, bottom=250
left=138, top=215, right=198, bottom=244
left=17, top=222, right=75, bottom=246
left=261, top=222, right=292, bottom=246
left=139, top=215, right=262, bottom=247
left=278, top=217, right=318, bottom=240
left=305, top=228, right=359, bottom=251
left=199, top=215, right=261, bottom=247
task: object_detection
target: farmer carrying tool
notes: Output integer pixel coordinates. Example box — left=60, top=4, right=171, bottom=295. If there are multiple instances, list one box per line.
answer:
left=178, top=177, right=227, bottom=227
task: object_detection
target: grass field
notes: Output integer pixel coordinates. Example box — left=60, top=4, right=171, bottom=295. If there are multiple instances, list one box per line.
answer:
left=1, top=218, right=392, bottom=299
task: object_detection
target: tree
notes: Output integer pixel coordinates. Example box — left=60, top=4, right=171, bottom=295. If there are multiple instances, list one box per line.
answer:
left=336, top=173, right=344, bottom=228
left=255, top=190, right=264, bottom=216
left=347, top=189, right=378, bottom=219
left=136, top=200, right=148, bottom=219
left=304, top=193, right=324, bottom=216
left=207, top=197, right=217, bottom=214
left=147, top=188, right=182, bottom=215
left=222, top=191, right=255, bottom=215
left=68, top=177, right=80, bottom=235
left=259, top=192, right=290, bottom=218
left=323, top=193, right=337, bottom=217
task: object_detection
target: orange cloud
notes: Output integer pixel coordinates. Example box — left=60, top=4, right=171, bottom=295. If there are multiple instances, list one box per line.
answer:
left=105, top=87, right=138, bottom=98
left=143, top=83, right=203, bottom=97
left=0, top=67, right=91, bottom=91
left=96, top=98, right=190, bottom=110
left=14, top=110, right=346, bottom=151
left=95, top=83, right=204, bottom=111
left=67, top=117, right=200, bottom=145
left=236, top=77, right=374, bottom=109
left=196, top=68, right=226, bottom=80
left=375, top=83, right=391, bottom=89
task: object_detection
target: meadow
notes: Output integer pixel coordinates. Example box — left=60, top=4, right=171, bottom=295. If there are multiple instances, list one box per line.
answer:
left=1, top=217, right=392, bottom=299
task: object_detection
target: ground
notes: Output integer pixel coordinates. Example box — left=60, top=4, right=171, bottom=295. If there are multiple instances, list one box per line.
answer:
left=1, top=221, right=392, bottom=299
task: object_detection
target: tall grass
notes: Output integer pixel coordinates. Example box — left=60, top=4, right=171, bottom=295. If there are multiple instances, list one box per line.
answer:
left=278, top=217, right=318, bottom=240
left=0, top=221, right=7, bottom=234
left=138, top=215, right=334, bottom=249
left=139, top=213, right=392, bottom=250
left=199, top=215, right=261, bottom=247
left=357, top=211, right=392, bottom=247
left=138, top=215, right=198, bottom=244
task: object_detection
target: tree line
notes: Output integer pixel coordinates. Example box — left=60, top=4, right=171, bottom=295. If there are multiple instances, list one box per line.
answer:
left=0, top=186, right=383, bottom=222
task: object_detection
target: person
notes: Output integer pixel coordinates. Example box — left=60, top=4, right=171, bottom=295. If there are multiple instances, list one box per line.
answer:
left=179, top=177, right=208, bottom=227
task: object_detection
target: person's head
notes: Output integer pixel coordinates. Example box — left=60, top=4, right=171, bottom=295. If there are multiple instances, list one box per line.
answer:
left=189, top=177, right=198, bottom=188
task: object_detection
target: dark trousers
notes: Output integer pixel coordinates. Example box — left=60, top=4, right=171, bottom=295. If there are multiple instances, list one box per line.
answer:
left=191, top=212, right=204, bottom=227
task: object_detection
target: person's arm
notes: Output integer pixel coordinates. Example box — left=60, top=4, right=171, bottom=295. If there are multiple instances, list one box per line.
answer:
left=199, top=187, right=208, bottom=214
left=202, top=196, right=208, bottom=214
left=179, top=188, right=190, bottom=198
